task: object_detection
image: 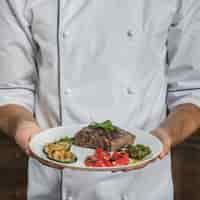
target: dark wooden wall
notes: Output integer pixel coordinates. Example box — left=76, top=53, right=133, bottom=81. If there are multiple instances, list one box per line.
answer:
left=172, top=133, right=200, bottom=200
left=0, top=131, right=200, bottom=200
left=0, top=133, right=27, bottom=200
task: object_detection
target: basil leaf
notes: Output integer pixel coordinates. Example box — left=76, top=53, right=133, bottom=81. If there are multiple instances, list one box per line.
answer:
left=89, top=120, right=116, bottom=132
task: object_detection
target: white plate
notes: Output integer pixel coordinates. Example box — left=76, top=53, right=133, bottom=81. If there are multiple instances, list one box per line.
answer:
left=29, top=124, right=163, bottom=171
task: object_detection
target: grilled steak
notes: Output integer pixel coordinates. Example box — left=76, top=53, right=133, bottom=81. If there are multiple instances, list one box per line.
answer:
left=74, top=123, right=135, bottom=151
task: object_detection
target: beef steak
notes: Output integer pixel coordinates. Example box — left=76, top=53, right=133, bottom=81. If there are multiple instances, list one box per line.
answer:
left=73, top=123, right=135, bottom=151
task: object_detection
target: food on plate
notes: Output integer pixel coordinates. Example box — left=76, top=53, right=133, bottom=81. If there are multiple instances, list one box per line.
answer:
left=43, top=136, right=77, bottom=163
left=73, top=120, right=135, bottom=151
left=84, top=144, right=152, bottom=168
left=85, top=148, right=129, bottom=167
left=42, top=122, right=152, bottom=168
left=125, top=144, right=152, bottom=160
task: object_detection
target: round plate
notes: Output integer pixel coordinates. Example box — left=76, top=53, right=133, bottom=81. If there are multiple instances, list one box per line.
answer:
left=29, top=124, right=163, bottom=171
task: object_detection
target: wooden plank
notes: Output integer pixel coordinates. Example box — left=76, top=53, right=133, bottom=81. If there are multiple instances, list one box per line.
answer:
left=0, top=143, right=27, bottom=169
left=0, top=169, right=27, bottom=188
left=172, top=133, right=200, bottom=200
left=0, top=132, right=27, bottom=200
left=0, top=186, right=26, bottom=200
left=0, top=133, right=15, bottom=145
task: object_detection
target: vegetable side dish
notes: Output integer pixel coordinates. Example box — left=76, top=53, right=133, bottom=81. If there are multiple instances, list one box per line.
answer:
left=85, top=148, right=129, bottom=167
left=125, top=144, right=152, bottom=160
left=84, top=144, right=152, bottom=168
left=43, top=137, right=77, bottom=163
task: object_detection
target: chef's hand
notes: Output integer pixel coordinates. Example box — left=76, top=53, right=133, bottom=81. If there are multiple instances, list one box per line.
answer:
left=121, top=103, right=200, bottom=172
left=14, top=121, right=64, bottom=170
left=152, top=104, right=200, bottom=159
left=151, top=128, right=172, bottom=159
left=0, top=105, right=63, bottom=169
left=14, top=120, right=42, bottom=155
left=128, top=103, right=200, bottom=171
left=117, top=128, right=171, bottom=173
left=112, top=128, right=169, bottom=173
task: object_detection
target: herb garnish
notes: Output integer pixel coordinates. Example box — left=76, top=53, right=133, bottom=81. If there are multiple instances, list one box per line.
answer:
left=126, top=144, right=152, bottom=160
left=58, top=136, right=75, bottom=145
left=89, top=120, right=116, bottom=132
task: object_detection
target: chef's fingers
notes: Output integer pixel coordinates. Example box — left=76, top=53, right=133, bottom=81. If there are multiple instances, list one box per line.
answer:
left=27, top=132, right=64, bottom=170
left=155, top=135, right=171, bottom=160
left=159, top=145, right=170, bottom=159
left=25, top=147, right=33, bottom=157
left=25, top=128, right=45, bottom=157
left=150, top=129, right=171, bottom=160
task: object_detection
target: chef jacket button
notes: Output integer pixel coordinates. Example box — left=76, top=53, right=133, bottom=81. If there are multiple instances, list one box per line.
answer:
left=62, top=31, right=70, bottom=39
left=63, top=196, right=67, bottom=200
left=65, top=88, right=72, bottom=95
left=127, top=29, right=134, bottom=38
left=127, top=87, right=134, bottom=95
left=122, top=194, right=128, bottom=200
left=67, top=196, right=73, bottom=200
left=63, top=190, right=69, bottom=200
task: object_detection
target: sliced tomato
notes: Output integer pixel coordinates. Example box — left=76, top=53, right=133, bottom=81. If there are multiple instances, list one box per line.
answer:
left=111, top=160, right=118, bottom=166
left=95, top=148, right=111, bottom=160
left=97, top=152, right=111, bottom=161
left=89, top=155, right=98, bottom=161
left=95, top=148, right=104, bottom=154
left=112, top=151, right=121, bottom=160
left=85, top=160, right=95, bottom=167
left=115, top=152, right=129, bottom=165
left=94, top=160, right=106, bottom=167
left=116, top=158, right=129, bottom=165
left=120, top=151, right=129, bottom=159
left=103, top=160, right=113, bottom=167
left=85, top=149, right=130, bottom=168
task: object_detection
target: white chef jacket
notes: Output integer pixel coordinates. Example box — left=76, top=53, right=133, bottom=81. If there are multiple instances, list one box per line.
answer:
left=1, top=0, right=200, bottom=200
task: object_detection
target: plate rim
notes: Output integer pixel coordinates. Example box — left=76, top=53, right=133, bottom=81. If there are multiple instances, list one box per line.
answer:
left=29, top=125, right=163, bottom=171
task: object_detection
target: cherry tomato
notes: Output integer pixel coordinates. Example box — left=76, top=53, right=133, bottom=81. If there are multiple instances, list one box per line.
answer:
left=88, top=155, right=97, bottom=161
left=105, top=152, right=112, bottom=160
left=116, top=152, right=129, bottom=165
left=112, top=151, right=121, bottom=160
left=95, top=148, right=111, bottom=160
left=85, top=160, right=95, bottom=167
left=111, top=160, right=118, bottom=166
left=97, top=152, right=111, bottom=160
left=94, top=160, right=106, bottom=167
left=104, top=160, right=113, bottom=167
left=85, top=149, right=130, bottom=167
left=120, top=151, right=129, bottom=158
left=116, top=158, right=129, bottom=165
left=96, top=148, right=104, bottom=154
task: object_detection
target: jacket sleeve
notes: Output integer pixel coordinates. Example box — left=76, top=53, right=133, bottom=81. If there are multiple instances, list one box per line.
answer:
left=0, top=0, right=37, bottom=112
left=167, top=0, right=200, bottom=110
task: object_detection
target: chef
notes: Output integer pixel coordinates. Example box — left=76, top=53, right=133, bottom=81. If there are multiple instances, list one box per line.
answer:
left=1, top=0, right=200, bottom=199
